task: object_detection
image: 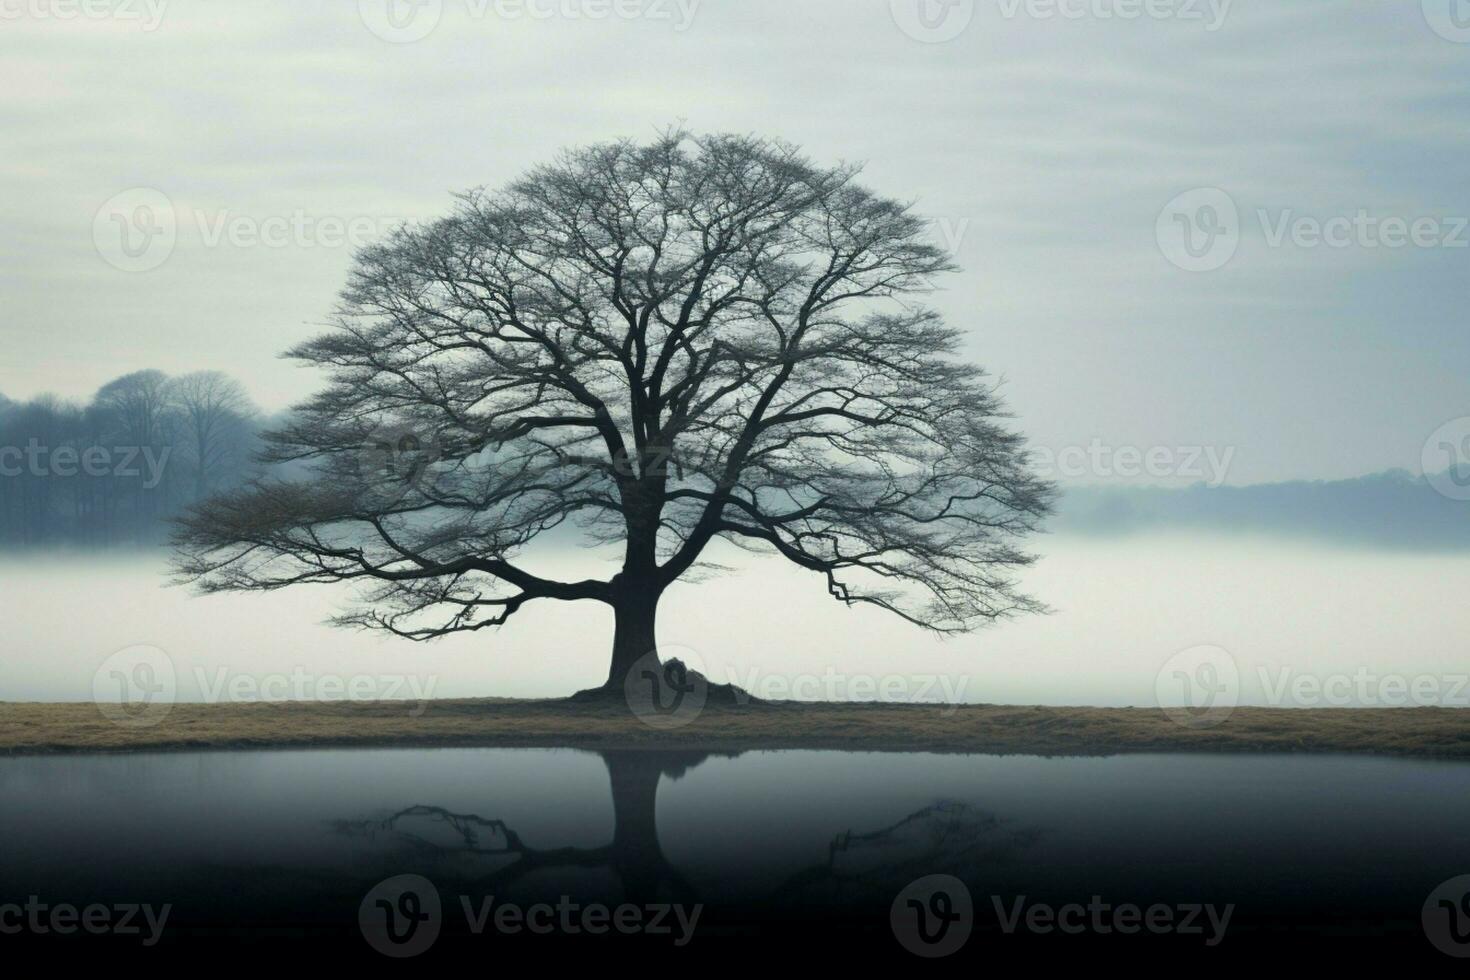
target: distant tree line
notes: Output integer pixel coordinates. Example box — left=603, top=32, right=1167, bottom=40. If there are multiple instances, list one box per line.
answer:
left=0, top=370, right=265, bottom=547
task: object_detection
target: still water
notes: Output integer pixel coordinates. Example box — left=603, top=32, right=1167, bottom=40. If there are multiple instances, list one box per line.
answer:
left=2, top=748, right=1467, bottom=962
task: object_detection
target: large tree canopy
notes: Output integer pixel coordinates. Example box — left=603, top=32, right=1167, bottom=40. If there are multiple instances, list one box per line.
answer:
left=174, top=131, right=1052, bottom=691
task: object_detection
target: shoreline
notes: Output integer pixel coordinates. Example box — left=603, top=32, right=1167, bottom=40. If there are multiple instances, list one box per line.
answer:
left=3, top=699, right=1469, bottom=760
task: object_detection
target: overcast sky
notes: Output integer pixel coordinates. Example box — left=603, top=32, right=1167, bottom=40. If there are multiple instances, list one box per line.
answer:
left=2, top=0, right=1466, bottom=485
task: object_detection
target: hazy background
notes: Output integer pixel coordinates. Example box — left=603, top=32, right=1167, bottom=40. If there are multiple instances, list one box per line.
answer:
left=2, top=1, right=1468, bottom=708
left=2, top=0, right=1467, bottom=484
left=5, top=532, right=1469, bottom=707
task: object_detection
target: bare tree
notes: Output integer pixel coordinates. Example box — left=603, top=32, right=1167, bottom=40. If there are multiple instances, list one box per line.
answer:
left=95, top=369, right=173, bottom=450
left=95, top=369, right=177, bottom=528
left=167, top=371, right=258, bottom=500
left=174, top=131, right=1052, bottom=693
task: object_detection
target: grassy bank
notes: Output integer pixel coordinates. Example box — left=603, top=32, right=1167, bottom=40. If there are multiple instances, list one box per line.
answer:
left=2, top=698, right=1469, bottom=758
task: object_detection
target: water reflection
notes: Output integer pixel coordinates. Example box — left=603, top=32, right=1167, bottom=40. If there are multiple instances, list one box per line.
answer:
left=335, top=750, right=1036, bottom=913
left=768, top=799, right=1038, bottom=909
left=4, top=747, right=1470, bottom=955
left=337, top=751, right=708, bottom=905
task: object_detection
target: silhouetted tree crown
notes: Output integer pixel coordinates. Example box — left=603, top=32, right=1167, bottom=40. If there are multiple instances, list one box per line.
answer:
left=174, top=131, right=1053, bottom=688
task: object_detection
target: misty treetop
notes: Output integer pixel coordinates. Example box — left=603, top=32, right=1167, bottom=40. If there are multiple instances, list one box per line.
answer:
left=175, top=131, right=1054, bottom=690
left=0, top=370, right=262, bottom=547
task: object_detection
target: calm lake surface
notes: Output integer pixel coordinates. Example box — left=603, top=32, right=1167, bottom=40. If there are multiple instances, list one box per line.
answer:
left=2, top=748, right=1468, bottom=962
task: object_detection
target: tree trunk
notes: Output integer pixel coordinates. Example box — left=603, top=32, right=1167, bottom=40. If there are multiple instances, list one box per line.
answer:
left=605, top=575, right=662, bottom=690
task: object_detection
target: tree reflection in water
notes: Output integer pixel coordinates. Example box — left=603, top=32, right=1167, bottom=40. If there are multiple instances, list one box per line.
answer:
left=769, top=798, right=1038, bottom=910
left=335, top=750, right=1037, bottom=911
left=337, top=751, right=702, bottom=906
